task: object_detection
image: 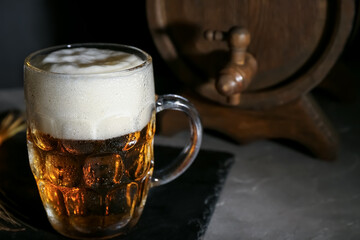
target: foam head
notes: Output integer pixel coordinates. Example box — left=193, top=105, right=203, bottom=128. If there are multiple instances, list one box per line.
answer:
left=24, top=44, right=155, bottom=140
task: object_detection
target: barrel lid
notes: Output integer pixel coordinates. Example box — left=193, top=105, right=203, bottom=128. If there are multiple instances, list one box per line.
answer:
left=147, top=0, right=354, bottom=108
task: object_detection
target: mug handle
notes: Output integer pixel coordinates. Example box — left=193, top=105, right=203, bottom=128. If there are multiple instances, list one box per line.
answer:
left=151, top=94, right=203, bottom=187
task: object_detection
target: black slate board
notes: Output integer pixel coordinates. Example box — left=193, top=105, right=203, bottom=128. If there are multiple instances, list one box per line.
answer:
left=0, top=132, right=234, bottom=239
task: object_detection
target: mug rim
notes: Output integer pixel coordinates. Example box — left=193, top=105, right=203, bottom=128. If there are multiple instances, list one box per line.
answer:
left=24, top=43, right=152, bottom=77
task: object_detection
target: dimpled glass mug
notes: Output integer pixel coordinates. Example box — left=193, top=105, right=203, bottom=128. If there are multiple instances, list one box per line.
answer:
left=24, top=43, right=202, bottom=239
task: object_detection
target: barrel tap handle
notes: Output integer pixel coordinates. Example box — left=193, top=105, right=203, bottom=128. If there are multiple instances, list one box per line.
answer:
left=204, top=27, right=257, bottom=105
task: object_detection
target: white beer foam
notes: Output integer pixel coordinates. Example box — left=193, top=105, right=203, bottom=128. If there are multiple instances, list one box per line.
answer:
left=25, top=47, right=155, bottom=140
left=42, top=48, right=144, bottom=74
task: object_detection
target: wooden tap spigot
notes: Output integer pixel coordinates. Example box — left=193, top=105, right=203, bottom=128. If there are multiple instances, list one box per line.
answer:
left=205, top=27, right=257, bottom=105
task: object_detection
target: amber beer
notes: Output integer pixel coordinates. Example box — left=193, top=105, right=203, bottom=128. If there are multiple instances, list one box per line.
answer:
left=24, top=43, right=202, bottom=239
left=27, top=113, right=155, bottom=238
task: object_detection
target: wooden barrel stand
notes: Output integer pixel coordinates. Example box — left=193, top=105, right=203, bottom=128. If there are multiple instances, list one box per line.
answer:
left=159, top=91, right=338, bottom=160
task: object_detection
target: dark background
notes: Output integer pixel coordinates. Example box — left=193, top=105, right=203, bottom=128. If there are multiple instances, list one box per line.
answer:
left=0, top=0, right=175, bottom=91
left=0, top=0, right=359, bottom=96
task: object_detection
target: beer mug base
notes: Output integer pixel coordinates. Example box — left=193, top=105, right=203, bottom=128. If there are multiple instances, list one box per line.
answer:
left=49, top=212, right=142, bottom=239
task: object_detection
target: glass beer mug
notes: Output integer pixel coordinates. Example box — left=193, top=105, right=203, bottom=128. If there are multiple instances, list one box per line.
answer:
left=24, top=43, right=202, bottom=239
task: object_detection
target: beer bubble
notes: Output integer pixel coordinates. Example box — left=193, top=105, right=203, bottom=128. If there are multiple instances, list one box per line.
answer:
left=83, top=153, right=124, bottom=188
left=45, top=152, right=82, bottom=187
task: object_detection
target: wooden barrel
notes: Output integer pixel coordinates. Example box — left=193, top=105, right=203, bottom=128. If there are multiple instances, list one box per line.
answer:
left=147, top=0, right=355, bottom=109
left=146, top=0, right=355, bottom=160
